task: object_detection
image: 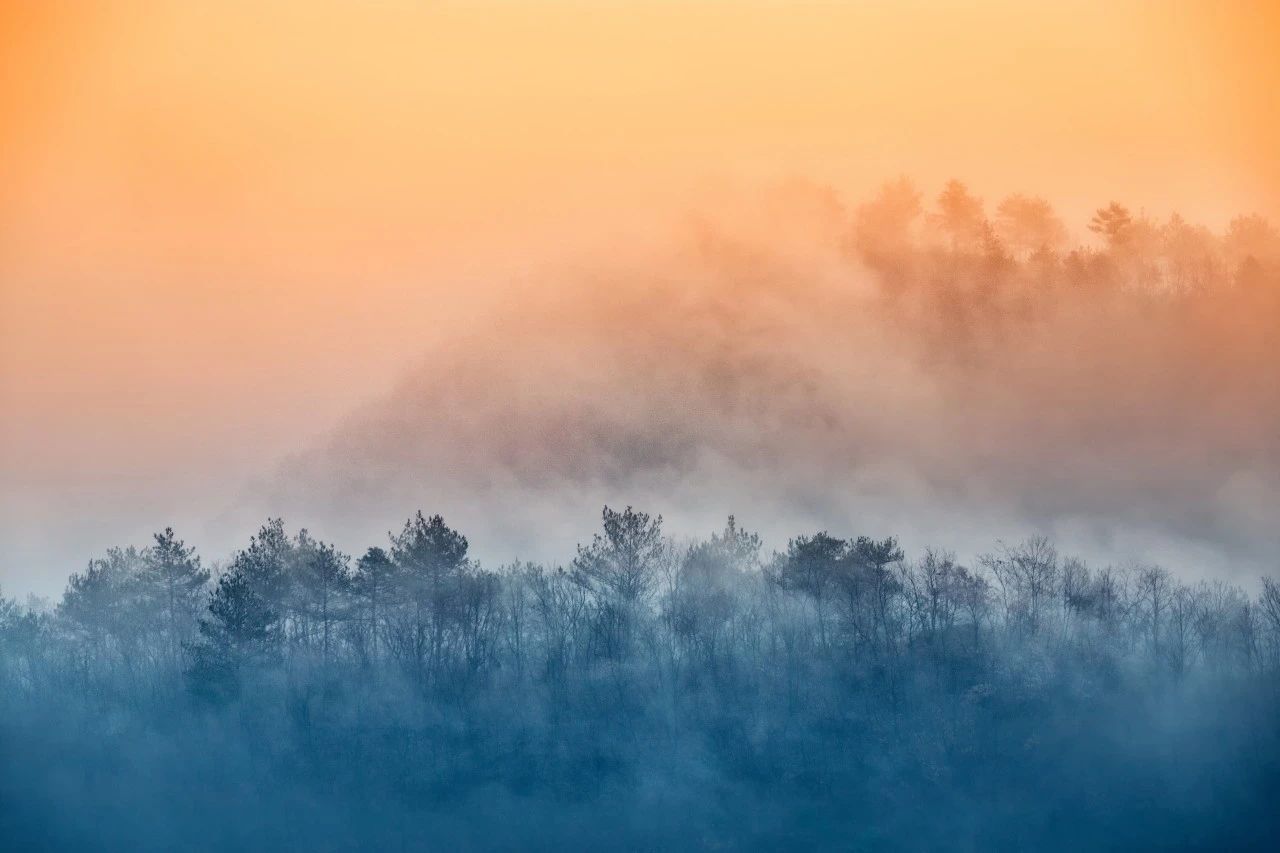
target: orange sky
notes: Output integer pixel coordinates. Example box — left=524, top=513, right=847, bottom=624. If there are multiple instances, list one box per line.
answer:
left=2, top=0, right=1278, bottom=591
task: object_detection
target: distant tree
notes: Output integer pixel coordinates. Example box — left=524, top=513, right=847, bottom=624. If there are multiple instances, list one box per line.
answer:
left=845, top=536, right=905, bottom=650
left=352, top=546, right=397, bottom=664
left=1159, top=212, right=1220, bottom=290
left=232, top=518, right=294, bottom=625
left=0, top=590, right=44, bottom=692
left=901, top=548, right=962, bottom=641
left=995, top=194, right=1067, bottom=256
left=187, top=567, right=275, bottom=702
left=293, top=532, right=350, bottom=667
left=930, top=179, right=987, bottom=252
left=457, top=568, right=502, bottom=675
left=899, top=548, right=991, bottom=679
left=1260, top=577, right=1280, bottom=670
left=774, top=532, right=849, bottom=649
left=1088, top=201, right=1134, bottom=250
left=668, top=517, right=761, bottom=664
left=391, top=512, right=470, bottom=580
left=388, top=512, right=472, bottom=682
left=0, top=589, right=16, bottom=648
left=572, top=506, right=664, bottom=606
left=851, top=536, right=904, bottom=574
left=1223, top=213, right=1280, bottom=269
left=680, top=515, right=761, bottom=593
left=954, top=564, right=991, bottom=647
left=982, top=537, right=1059, bottom=636
left=852, top=176, right=923, bottom=263
left=58, top=547, right=144, bottom=668
left=523, top=564, right=589, bottom=683
left=138, top=528, right=209, bottom=666
left=1136, top=564, right=1173, bottom=658
left=572, top=505, right=665, bottom=659
left=1167, top=584, right=1196, bottom=676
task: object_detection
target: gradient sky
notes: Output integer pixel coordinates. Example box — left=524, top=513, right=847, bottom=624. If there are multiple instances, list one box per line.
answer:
left=3, top=1, right=1279, bottom=593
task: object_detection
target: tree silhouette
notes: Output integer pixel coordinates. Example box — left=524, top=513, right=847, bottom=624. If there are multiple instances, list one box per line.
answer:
left=187, top=567, right=275, bottom=702
left=138, top=527, right=209, bottom=666
left=1088, top=201, right=1134, bottom=249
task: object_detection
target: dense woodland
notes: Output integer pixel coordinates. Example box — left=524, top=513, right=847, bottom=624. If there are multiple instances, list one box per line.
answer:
left=3, top=508, right=1279, bottom=850
left=3, top=184, right=1280, bottom=850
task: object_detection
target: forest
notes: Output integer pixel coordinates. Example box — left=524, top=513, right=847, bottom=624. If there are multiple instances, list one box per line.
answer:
left=2, top=507, right=1279, bottom=850
left=3, top=182, right=1280, bottom=850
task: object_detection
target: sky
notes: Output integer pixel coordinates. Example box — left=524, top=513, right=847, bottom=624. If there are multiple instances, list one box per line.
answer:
left=2, top=1, right=1279, bottom=595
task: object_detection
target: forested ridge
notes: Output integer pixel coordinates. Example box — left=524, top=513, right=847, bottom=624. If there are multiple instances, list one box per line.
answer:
left=3, top=182, right=1279, bottom=850
left=2, top=507, right=1279, bottom=850
left=266, top=178, right=1280, bottom=580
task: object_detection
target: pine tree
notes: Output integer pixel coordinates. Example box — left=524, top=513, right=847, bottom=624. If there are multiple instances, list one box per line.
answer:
left=187, top=568, right=275, bottom=703
left=139, top=528, right=209, bottom=666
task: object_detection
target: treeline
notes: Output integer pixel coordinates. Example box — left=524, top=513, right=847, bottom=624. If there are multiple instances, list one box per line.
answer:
left=847, top=177, right=1280, bottom=288
left=3, top=509, right=1280, bottom=849
left=835, top=179, right=1280, bottom=371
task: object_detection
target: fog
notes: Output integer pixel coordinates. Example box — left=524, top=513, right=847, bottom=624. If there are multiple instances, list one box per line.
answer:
left=229, top=179, right=1278, bottom=587
left=4, top=0, right=1280, bottom=594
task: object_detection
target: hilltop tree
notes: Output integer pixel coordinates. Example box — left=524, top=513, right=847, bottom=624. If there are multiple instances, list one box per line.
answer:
left=388, top=512, right=473, bottom=683
left=293, top=532, right=350, bottom=668
left=843, top=536, right=905, bottom=651
left=187, top=567, right=275, bottom=702
left=138, top=528, right=209, bottom=666
left=572, top=506, right=664, bottom=606
left=1223, top=213, right=1280, bottom=271
left=232, top=518, right=295, bottom=622
left=572, top=505, right=665, bottom=659
left=995, top=193, right=1067, bottom=256
left=667, top=516, right=761, bottom=665
left=58, top=547, right=144, bottom=668
left=352, top=546, right=397, bottom=663
left=931, top=179, right=987, bottom=251
left=774, top=532, right=849, bottom=649
left=852, top=176, right=924, bottom=264
left=1088, top=201, right=1134, bottom=249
